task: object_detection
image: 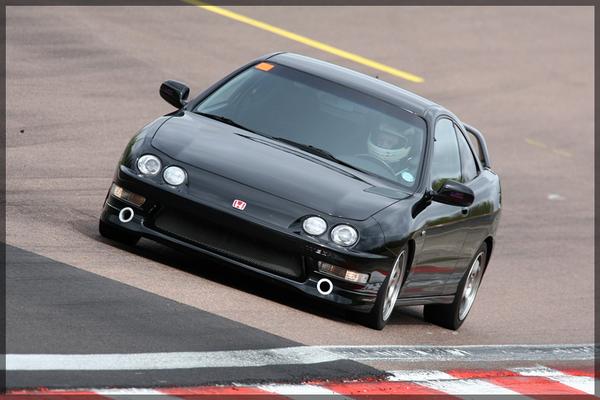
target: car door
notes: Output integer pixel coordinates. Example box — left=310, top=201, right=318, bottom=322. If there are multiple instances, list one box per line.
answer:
left=443, top=123, right=495, bottom=293
left=402, top=117, right=469, bottom=297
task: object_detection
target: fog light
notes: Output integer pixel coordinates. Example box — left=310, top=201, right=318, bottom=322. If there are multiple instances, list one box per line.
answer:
left=110, top=184, right=146, bottom=207
left=318, top=261, right=369, bottom=284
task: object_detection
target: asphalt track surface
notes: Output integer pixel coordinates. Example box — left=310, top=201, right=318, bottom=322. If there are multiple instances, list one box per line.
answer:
left=6, top=245, right=382, bottom=388
left=5, top=5, right=595, bottom=389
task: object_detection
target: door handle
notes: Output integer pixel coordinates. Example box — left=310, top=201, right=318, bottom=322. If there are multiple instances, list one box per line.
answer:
left=461, top=208, right=469, bottom=215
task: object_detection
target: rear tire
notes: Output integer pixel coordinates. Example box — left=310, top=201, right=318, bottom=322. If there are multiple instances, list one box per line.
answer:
left=424, top=242, right=488, bottom=330
left=363, top=247, right=408, bottom=330
left=99, top=219, right=140, bottom=246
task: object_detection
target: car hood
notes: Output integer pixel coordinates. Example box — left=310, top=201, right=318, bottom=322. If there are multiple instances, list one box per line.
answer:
left=151, top=112, right=409, bottom=220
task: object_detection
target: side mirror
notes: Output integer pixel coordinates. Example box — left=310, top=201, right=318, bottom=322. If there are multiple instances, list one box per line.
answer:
left=431, top=180, right=474, bottom=207
left=160, top=80, right=190, bottom=109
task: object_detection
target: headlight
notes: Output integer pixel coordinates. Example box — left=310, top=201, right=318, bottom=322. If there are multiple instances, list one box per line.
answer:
left=137, top=154, right=161, bottom=176
left=302, top=216, right=327, bottom=236
left=163, top=166, right=187, bottom=186
left=331, top=224, right=358, bottom=246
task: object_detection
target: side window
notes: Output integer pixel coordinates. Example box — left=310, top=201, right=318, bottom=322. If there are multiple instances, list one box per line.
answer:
left=431, top=119, right=461, bottom=191
left=454, top=125, right=479, bottom=182
left=465, top=130, right=485, bottom=166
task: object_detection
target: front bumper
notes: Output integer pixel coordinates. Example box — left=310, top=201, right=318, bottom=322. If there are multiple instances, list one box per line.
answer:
left=100, top=166, right=396, bottom=312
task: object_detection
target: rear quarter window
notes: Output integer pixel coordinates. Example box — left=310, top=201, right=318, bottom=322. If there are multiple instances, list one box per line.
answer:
left=454, top=125, right=479, bottom=182
left=464, top=130, right=485, bottom=167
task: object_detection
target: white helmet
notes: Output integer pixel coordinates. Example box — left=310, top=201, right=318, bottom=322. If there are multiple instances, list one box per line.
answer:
left=367, top=123, right=411, bottom=163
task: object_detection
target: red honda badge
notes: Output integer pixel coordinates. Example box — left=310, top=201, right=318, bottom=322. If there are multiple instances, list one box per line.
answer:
left=232, top=199, right=247, bottom=210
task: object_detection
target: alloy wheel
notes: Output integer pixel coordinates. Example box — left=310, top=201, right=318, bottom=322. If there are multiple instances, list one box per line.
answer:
left=382, top=251, right=406, bottom=321
left=458, top=252, right=484, bottom=321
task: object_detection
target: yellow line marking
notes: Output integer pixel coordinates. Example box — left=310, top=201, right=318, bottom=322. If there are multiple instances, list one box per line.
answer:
left=525, top=138, right=572, bottom=158
left=525, top=138, right=547, bottom=149
left=552, top=148, right=572, bottom=158
left=187, top=1, right=424, bottom=83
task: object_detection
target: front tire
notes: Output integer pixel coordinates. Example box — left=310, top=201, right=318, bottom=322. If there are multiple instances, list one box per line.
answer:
left=364, top=247, right=408, bottom=330
left=424, top=242, right=488, bottom=330
left=99, top=219, right=140, bottom=246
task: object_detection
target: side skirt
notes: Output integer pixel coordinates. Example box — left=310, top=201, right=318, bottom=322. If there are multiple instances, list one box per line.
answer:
left=396, top=295, right=454, bottom=306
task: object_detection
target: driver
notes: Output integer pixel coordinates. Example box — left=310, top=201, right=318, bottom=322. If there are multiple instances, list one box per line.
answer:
left=367, top=122, right=418, bottom=184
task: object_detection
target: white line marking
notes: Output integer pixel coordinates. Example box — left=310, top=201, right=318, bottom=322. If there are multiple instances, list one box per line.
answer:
left=421, top=379, right=525, bottom=396
left=259, top=384, right=351, bottom=398
left=512, top=366, right=597, bottom=395
left=389, top=369, right=456, bottom=381
left=94, top=388, right=182, bottom=399
left=390, top=370, right=524, bottom=396
left=6, top=347, right=341, bottom=371
left=320, top=343, right=596, bottom=362
left=6, top=344, right=596, bottom=371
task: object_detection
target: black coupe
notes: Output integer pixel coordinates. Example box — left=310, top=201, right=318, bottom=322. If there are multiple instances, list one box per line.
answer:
left=99, top=53, right=501, bottom=330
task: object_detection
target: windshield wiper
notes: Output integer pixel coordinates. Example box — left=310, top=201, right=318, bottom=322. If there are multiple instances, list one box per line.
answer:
left=194, top=112, right=256, bottom=134
left=270, top=137, right=372, bottom=176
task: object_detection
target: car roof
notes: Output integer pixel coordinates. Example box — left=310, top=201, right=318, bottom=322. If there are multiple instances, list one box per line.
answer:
left=267, top=52, right=438, bottom=117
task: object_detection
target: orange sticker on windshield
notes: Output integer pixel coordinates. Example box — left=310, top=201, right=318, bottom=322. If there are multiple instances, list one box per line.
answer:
left=255, top=62, right=274, bottom=71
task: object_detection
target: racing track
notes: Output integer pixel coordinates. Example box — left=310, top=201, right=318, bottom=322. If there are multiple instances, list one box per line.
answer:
left=5, top=5, right=595, bottom=390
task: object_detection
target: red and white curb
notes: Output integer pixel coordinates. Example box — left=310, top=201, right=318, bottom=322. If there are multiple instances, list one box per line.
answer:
left=6, top=366, right=598, bottom=397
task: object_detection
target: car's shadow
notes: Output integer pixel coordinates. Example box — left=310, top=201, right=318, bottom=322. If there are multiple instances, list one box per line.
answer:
left=79, top=219, right=428, bottom=329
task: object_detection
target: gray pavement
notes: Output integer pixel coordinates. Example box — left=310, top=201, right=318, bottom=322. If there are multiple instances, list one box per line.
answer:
left=6, top=245, right=383, bottom=388
left=5, top=4, right=594, bottom=379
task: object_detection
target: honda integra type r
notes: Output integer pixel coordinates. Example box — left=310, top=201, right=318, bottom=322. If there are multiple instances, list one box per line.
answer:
left=100, top=52, right=501, bottom=330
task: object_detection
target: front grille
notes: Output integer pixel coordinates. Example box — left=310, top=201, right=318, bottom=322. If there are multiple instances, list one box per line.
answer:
left=153, top=209, right=305, bottom=280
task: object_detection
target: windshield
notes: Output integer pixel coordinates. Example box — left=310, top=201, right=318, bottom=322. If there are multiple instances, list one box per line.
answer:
left=194, top=62, right=427, bottom=188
